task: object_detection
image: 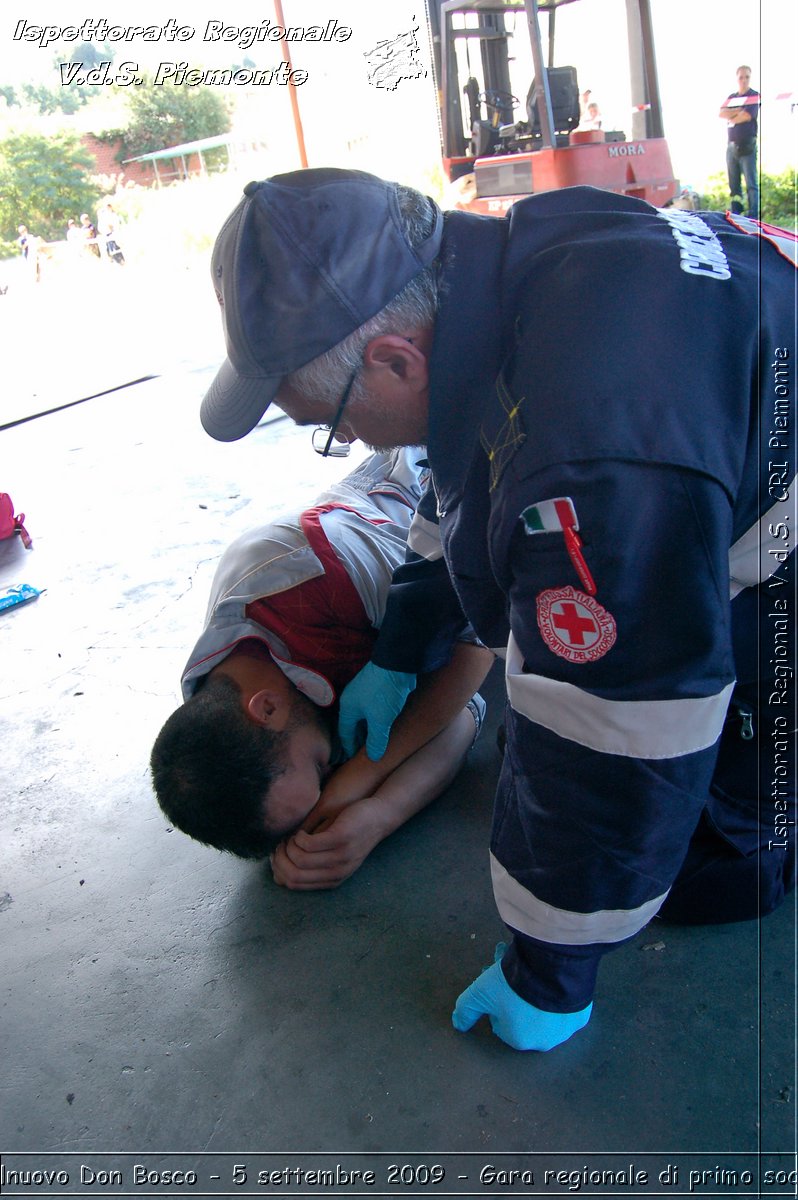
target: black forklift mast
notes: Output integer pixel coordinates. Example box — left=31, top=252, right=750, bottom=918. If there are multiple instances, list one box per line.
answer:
left=626, top=0, right=665, bottom=139
left=524, top=0, right=557, bottom=149
left=431, top=2, right=515, bottom=158
left=427, top=0, right=665, bottom=156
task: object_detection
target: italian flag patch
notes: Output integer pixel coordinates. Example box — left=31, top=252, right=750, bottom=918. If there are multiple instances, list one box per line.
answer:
left=521, top=496, right=596, bottom=595
left=521, top=497, right=578, bottom=534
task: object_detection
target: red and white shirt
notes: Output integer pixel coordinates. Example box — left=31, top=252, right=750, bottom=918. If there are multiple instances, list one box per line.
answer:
left=181, top=449, right=427, bottom=706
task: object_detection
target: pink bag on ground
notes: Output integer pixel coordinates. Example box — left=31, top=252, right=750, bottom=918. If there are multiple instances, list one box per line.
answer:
left=0, top=492, right=32, bottom=549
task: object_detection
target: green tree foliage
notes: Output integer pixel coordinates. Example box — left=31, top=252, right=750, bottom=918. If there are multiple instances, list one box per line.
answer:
left=21, top=81, right=89, bottom=115
left=0, top=130, right=100, bottom=246
left=699, top=167, right=797, bottom=230
left=62, top=40, right=115, bottom=70
left=115, top=80, right=231, bottom=160
left=2, top=43, right=115, bottom=114
left=9, top=46, right=110, bottom=115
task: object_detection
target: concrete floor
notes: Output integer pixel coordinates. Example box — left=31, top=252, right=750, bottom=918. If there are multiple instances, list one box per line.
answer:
left=1, top=285, right=796, bottom=1194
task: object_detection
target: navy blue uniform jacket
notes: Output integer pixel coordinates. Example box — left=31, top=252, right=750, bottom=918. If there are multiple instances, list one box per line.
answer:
left=373, top=188, right=797, bottom=1011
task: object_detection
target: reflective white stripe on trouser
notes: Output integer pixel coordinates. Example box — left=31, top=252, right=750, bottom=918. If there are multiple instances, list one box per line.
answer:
left=505, top=633, right=735, bottom=759
left=729, top=477, right=798, bottom=599
left=407, top=512, right=444, bottom=561
left=491, top=853, right=668, bottom=945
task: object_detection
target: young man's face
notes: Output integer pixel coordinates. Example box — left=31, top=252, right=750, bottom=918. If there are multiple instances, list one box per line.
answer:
left=209, top=645, right=336, bottom=844
left=736, top=68, right=751, bottom=92
left=264, top=691, right=333, bottom=838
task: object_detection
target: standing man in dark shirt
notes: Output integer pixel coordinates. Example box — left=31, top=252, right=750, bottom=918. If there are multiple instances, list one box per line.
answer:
left=719, top=65, right=760, bottom=218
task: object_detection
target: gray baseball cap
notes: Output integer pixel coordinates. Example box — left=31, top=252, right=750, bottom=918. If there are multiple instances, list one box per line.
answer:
left=200, top=168, right=444, bottom=442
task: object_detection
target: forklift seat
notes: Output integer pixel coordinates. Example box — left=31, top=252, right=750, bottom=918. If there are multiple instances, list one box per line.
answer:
left=526, top=66, right=580, bottom=138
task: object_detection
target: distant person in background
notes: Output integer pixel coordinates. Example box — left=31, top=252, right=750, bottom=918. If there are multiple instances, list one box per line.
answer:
left=579, top=101, right=602, bottom=131
left=66, top=218, right=84, bottom=261
left=80, top=212, right=102, bottom=259
left=97, top=202, right=126, bottom=266
left=17, top=223, right=42, bottom=282
left=719, top=65, right=759, bottom=218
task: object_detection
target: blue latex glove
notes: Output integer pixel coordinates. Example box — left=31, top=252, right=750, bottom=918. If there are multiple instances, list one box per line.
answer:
left=338, top=663, right=417, bottom=761
left=452, top=944, right=593, bottom=1051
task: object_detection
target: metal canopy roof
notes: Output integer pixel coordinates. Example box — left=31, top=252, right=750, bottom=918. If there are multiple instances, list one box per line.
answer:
left=444, top=0, right=580, bottom=10
left=123, top=133, right=233, bottom=164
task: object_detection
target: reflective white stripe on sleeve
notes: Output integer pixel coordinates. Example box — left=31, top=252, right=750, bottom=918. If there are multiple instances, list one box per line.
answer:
left=725, top=213, right=798, bottom=266
left=729, top=477, right=797, bottom=599
left=505, top=633, right=734, bottom=759
left=407, top=511, right=444, bottom=561
left=491, top=853, right=668, bottom=945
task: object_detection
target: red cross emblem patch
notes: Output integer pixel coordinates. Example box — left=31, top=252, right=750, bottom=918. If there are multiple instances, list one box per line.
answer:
left=536, top=586, right=617, bottom=663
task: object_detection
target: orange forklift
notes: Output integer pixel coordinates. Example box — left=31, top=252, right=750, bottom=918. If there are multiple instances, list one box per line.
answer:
left=425, top=0, right=680, bottom=214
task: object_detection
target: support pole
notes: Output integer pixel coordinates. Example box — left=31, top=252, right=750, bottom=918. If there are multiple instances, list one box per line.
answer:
left=274, top=0, right=309, bottom=168
left=524, top=0, right=556, bottom=149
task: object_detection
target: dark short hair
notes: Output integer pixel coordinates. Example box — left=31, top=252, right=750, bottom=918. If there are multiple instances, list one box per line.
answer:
left=150, top=675, right=288, bottom=859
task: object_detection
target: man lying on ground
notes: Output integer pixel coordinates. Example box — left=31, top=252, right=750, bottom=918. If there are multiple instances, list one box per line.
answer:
left=150, top=448, right=492, bottom=889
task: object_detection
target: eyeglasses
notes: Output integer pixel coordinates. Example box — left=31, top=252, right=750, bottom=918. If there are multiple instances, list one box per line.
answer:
left=311, top=371, right=357, bottom=458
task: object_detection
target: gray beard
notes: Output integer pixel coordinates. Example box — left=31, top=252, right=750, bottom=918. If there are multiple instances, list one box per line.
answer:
left=364, top=438, right=426, bottom=454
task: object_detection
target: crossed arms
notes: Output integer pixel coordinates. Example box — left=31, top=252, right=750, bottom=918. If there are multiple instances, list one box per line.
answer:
left=718, top=98, right=756, bottom=124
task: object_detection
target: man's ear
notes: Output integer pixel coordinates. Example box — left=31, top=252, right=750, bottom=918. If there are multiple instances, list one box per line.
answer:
left=363, top=334, right=430, bottom=392
left=247, top=688, right=286, bottom=729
